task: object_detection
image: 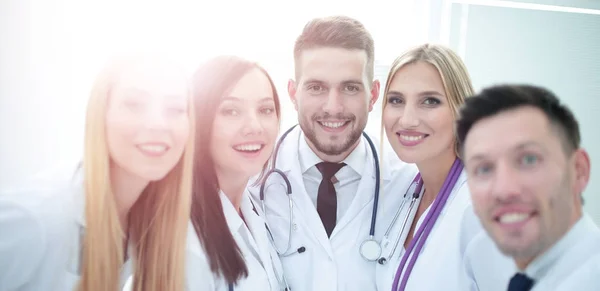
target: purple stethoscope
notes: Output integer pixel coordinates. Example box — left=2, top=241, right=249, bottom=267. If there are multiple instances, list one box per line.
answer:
left=389, top=158, right=464, bottom=291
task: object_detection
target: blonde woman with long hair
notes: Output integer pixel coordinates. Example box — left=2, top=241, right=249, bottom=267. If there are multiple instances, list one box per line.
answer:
left=374, top=44, right=484, bottom=291
left=0, top=54, right=194, bottom=291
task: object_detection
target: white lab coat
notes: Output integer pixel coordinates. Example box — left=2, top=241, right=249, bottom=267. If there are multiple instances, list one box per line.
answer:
left=184, top=190, right=286, bottom=291
left=375, top=170, right=484, bottom=291
left=0, top=177, right=132, bottom=291
left=248, top=126, right=418, bottom=291
left=460, top=214, right=600, bottom=291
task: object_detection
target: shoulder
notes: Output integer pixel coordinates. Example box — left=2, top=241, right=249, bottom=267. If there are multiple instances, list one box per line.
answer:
left=0, top=181, right=77, bottom=288
left=449, top=176, right=485, bottom=254
left=1, top=178, right=78, bottom=224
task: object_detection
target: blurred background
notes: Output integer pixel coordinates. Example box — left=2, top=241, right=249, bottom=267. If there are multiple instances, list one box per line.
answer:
left=1, top=0, right=599, bottom=224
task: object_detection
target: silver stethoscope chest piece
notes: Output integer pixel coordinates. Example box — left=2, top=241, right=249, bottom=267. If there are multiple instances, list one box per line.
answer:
left=360, top=236, right=382, bottom=261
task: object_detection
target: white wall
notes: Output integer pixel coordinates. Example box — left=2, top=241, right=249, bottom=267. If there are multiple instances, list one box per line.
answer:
left=438, top=0, right=600, bottom=224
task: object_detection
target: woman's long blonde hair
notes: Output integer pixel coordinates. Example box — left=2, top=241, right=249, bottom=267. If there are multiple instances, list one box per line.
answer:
left=78, top=55, right=195, bottom=291
left=380, top=44, right=475, bottom=158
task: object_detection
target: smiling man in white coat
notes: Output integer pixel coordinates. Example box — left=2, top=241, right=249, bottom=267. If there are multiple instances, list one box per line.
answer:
left=457, top=84, right=600, bottom=291
left=248, top=16, right=417, bottom=291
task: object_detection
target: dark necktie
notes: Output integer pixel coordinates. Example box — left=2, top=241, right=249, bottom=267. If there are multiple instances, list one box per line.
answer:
left=316, top=162, right=345, bottom=237
left=508, top=273, right=535, bottom=291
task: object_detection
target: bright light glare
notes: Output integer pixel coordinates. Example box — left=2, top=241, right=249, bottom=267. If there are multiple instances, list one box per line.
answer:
left=0, top=0, right=423, bottom=187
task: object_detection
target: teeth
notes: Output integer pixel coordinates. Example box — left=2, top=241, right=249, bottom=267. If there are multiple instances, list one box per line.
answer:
left=499, top=212, right=530, bottom=224
left=138, top=144, right=167, bottom=153
left=399, top=135, right=425, bottom=141
left=321, top=121, right=346, bottom=128
left=234, top=144, right=262, bottom=151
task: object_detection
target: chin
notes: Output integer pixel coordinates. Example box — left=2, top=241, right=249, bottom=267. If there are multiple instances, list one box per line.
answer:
left=134, top=168, right=173, bottom=182
left=393, top=149, right=424, bottom=164
left=239, top=164, right=266, bottom=178
left=143, top=172, right=171, bottom=182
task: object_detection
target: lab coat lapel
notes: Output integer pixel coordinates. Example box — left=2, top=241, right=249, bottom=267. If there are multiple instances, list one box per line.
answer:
left=330, top=135, right=391, bottom=238
left=242, top=194, right=278, bottom=288
left=278, top=127, right=335, bottom=258
left=241, top=195, right=268, bottom=268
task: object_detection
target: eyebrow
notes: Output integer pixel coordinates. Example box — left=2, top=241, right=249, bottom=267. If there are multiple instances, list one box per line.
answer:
left=387, top=90, right=403, bottom=97
left=418, top=90, right=444, bottom=97
left=466, top=141, right=545, bottom=164
left=386, top=90, right=444, bottom=97
left=303, top=79, right=364, bottom=86
left=120, top=88, right=185, bottom=100
left=221, top=96, right=274, bottom=103
left=121, top=88, right=149, bottom=96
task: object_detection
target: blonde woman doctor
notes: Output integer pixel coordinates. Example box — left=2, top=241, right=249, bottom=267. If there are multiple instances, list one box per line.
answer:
left=375, top=44, right=483, bottom=291
left=0, top=54, right=195, bottom=291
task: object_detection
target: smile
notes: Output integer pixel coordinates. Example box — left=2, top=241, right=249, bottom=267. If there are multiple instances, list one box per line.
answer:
left=395, top=131, right=429, bottom=147
left=399, top=134, right=427, bottom=142
left=233, top=143, right=264, bottom=152
left=319, top=121, right=348, bottom=129
left=497, top=212, right=532, bottom=224
left=136, top=143, right=169, bottom=157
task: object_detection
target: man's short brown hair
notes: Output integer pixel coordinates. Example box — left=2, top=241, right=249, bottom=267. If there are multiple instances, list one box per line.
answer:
left=293, top=15, right=375, bottom=82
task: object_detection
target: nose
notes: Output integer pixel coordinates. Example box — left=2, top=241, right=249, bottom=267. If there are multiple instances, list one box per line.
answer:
left=399, top=103, right=419, bottom=128
left=322, top=90, right=344, bottom=115
left=241, top=111, right=264, bottom=136
left=490, top=161, right=522, bottom=201
left=144, top=105, right=168, bottom=130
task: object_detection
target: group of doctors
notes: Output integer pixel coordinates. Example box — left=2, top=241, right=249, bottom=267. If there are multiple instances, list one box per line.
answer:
left=0, top=14, right=598, bottom=291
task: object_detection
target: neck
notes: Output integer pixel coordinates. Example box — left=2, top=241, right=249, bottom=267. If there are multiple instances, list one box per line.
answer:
left=417, top=150, right=457, bottom=201
left=515, top=258, right=534, bottom=271
left=110, top=164, right=149, bottom=232
left=306, top=136, right=360, bottom=163
left=217, top=169, right=250, bottom=214
left=515, top=211, right=583, bottom=270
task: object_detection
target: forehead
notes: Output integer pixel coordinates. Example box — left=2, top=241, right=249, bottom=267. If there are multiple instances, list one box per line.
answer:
left=464, top=107, right=559, bottom=158
left=389, top=62, right=445, bottom=95
left=227, top=68, right=274, bottom=101
left=297, top=47, right=368, bottom=84
left=113, top=62, right=188, bottom=98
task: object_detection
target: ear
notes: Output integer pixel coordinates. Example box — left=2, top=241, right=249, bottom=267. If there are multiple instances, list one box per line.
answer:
left=368, top=79, right=381, bottom=112
left=572, top=148, right=591, bottom=197
left=288, top=79, right=299, bottom=111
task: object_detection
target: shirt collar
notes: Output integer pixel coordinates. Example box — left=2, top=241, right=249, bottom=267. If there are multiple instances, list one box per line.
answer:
left=523, top=214, right=593, bottom=280
left=298, top=131, right=366, bottom=176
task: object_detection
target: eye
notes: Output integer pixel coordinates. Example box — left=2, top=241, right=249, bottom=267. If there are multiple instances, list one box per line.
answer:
left=520, top=153, right=539, bottom=166
left=124, top=100, right=144, bottom=112
left=165, top=105, right=186, bottom=116
left=423, top=97, right=441, bottom=106
left=260, top=106, right=275, bottom=115
left=307, top=84, right=325, bottom=93
left=344, top=85, right=360, bottom=93
left=473, top=163, right=493, bottom=177
left=387, top=96, right=403, bottom=105
left=220, top=108, right=239, bottom=116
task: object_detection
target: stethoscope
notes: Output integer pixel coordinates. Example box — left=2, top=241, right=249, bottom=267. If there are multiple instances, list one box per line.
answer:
left=376, top=174, right=423, bottom=265
left=258, top=124, right=382, bottom=263
left=391, top=158, right=464, bottom=291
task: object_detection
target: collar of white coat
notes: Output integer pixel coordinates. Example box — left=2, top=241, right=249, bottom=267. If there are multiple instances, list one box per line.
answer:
left=522, top=213, right=599, bottom=280
left=298, top=130, right=366, bottom=177
left=219, top=189, right=259, bottom=234
left=277, top=125, right=392, bottom=181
